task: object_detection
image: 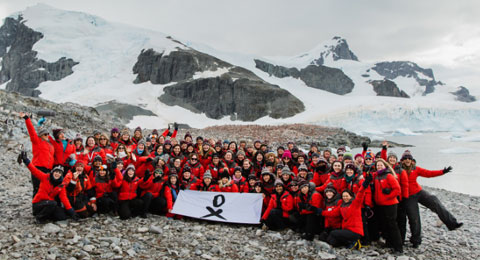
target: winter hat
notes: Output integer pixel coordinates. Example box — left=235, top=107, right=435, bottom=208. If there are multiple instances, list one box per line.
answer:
left=311, top=152, right=320, bottom=158
left=121, top=128, right=130, bottom=136
left=354, top=153, right=364, bottom=160
left=318, top=156, right=328, bottom=164
left=134, top=126, right=142, bottom=133
left=93, top=129, right=101, bottom=136
left=324, top=183, right=337, bottom=195
left=247, top=174, right=257, bottom=181
left=37, top=128, right=49, bottom=136
left=93, top=155, right=103, bottom=163
left=74, top=161, right=85, bottom=168
left=51, top=165, right=64, bottom=174
left=274, top=178, right=284, bottom=187
left=344, top=163, right=357, bottom=174
left=297, top=152, right=307, bottom=159
left=202, top=140, right=210, bottom=146
left=219, top=170, right=230, bottom=179
left=183, top=165, right=191, bottom=173
left=281, top=167, right=294, bottom=176
left=282, top=150, right=292, bottom=159
left=169, top=168, right=177, bottom=175
left=375, top=151, right=382, bottom=159
left=196, top=136, right=204, bottom=141
left=52, top=129, right=64, bottom=140
left=164, top=140, right=172, bottom=145
left=343, top=152, right=353, bottom=161
left=115, top=158, right=124, bottom=165
left=184, top=132, right=192, bottom=139
left=111, top=128, right=119, bottom=134
left=289, top=177, right=299, bottom=187
left=254, top=181, right=263, bottom=188
left=74, top=133, right=83, bottom=141
left=203, top=170, right=213, bottom=180
left=146, top=136, right=152, bottom=142
left=401, top=150, right=413, bottom=160
left=223, top=140, right=230, bottom=145
left=125, top=164, right=135, bottom=172
left=365, top=151, right=374, bottom=159
left=137, top=139, right=146, bottom=147
left=324, top=147, right=332, bottom=153
left=215, top=140, right=222, bottom=147
left=388, top=151, right=398, bottom=160
left=298, top=164, right=309, bottom=172
left=151, top=129, right=159, bottom=136
left=298, top=180, right=309, bottom=189
left=337, top=146, right=346, bottom=154
left=310, top=142, right=318, bottom=148
left=276, top=163, right=284, bottom=170
left=212, top=153, right=220, bottom=159
left=236, top=150, right=245, bottom=157
left=277, top=146, right=285, bottom=151
left=287, top=141, right=294, bottom=145
left=291, top=147, right=299, bottom=153
left=234, top=166, right=242, bottom=173
left=261, top=167, right=272, bottom=175
left=265, top=161, right=275, bottom=167
left=254, top=140, right=261, bottom=145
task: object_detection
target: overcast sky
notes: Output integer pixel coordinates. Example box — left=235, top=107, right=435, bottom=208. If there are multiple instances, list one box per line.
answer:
left=1, top=0, right=479, bottom=89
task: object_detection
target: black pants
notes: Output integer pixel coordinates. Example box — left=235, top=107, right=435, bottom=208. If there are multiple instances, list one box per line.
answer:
left=377, top=204, right=403, bottom=252
left=265, top=209, right=289, bottom=231
left=118, top=198, right=144, bottom=220
left=141, top=193, right=168, bottom=215
left=291, top=212, right=322, bottom=239
left=367, top=206, right=380, bottom=242
left=326, top=229, right=361, bottom=247
left=397, top=199, right=408, bottom=244
left=97, top=192, right=118, bottom=214
left=403, top=190, right=460, bottom=245
left=32, top=167, right=50, bottom=198
left=32, top=200, right=67, bottom=222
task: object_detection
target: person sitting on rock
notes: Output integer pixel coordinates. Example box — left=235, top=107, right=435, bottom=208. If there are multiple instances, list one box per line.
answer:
left=91, top=161, right=122, bottom=215
left=293, top=180, right=323, bottom=241
left=139, top=169, right=167, bottom=217
left=318, top=184, right=342, bottom=242
left=232, top=166, right=248, bottom=192
left=179, top=166, right=199, bottom=190
left=252, top=181, right=269, bottom=215
left=400, top=150, right=462, bottom=248
left=116, top=164, right=146, bottom=220
left=19, top=112, right=55, bottom=197
left=63, top=161, right=97, bottom=218
left=163, top=172, right=181, bottom=219
left=261, top=179, right=294, bottom=231
left=321, top=173, right=372, bottom=249
left=20, top=151, right=77, bottom=223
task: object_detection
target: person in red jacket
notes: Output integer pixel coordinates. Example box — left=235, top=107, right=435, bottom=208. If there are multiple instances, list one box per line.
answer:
left=260, top=168, right=275, bottom=195
left=311, top=154, right=330, bottom=187
left=316, top=161, right=347, bottom=194
left=218, top=170, right=239, bottom=192
left=191, top=171, right=220, bottom=192
left=117, top=164, right=145, bottom=220
left=321, top=174, right=371, bottom=249
left=79, top=136, right=106, bottom=166
left=318, top=184, right=342, bottom=242
left=20, top=112, right=55, bottom=197
left=139, top=168, right=167, bottom=216
left=163, top=173, right=180, bottom=218
left=232, top=166, right=248, bottom=192
left=400, top=150, right=461, bottom=248
left=372, top=159, right=403, bottom=253
left=179, top=166, right=199, bottom=190
left=261, top=179, right=294, bottom=231
left=63, top=161, right=97, bottom=218
left=293, top=180, right=323, bottom=240
left=185, top=153, right=205, bottom=179
left=20, top=152, right=77, bottom=223
left=49, top=128, right=76, bottom=169
left=91, top=162, right=122, bottom=215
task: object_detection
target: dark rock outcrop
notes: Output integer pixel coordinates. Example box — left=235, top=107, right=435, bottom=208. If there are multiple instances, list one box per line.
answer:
left=134, top=47, right=304, bottom=121
left=254, top=59, right=354, bottom=95
left=312, top=36, right=359, bottom=65
left=95, top=101, right=156, bottom=121
left=159, top=73, right=304, bottom=121
left=0, top=16, right=78, bottom=96
left=372, top=61, right=441, bottom=95
left=370, top=79, right=409, bottom=98
left=451, top=86, right=476, bottom=103
left=133, top=48, right=230, bottom=85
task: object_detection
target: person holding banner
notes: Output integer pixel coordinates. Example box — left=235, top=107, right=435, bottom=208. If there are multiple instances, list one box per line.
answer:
left=261, top=179, right=294, bottom=231
left=191, top=171, right=219, bottom=192
left=164, top=173, right=181, bottom=218
left=218, top=171, right=239, bottom=192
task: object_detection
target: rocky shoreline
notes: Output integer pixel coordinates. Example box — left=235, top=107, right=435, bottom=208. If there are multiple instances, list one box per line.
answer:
left=0, top=90, right=477, bottom=259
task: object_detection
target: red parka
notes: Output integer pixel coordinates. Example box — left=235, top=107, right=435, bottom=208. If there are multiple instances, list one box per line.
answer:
left=25, top=117, right=55, bottom=169
left=27, top=163, right=72, bottom=210
left=262, top=190, right=294, bottom=220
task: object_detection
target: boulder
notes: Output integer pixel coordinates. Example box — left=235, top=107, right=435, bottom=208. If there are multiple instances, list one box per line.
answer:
left=370, top=79, right=409, bottom=98
left=450, top=86, right=476, bottom=103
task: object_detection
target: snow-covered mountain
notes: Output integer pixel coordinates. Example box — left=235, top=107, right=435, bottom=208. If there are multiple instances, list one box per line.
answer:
left=0, top=4, right=479, bottom=134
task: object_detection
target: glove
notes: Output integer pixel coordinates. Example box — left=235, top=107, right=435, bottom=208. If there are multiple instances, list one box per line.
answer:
left=21, top=151, right=30, bottom=165
left=317, top=208, right=323, bottom=215
left=153, top=176, right=162, bottom=182
left=146, top=157, right=153, bottom=163
left=174, top=122, right=178, bottom=131
left=109, top=169, right=116, bottom=180
left=66, top=208, right=79, bottom=220
left=37, top=117, right=46, bottom=127
left=167, top=124, right=171, bottom=131
left=298, top=202, right=307, bottom=210
left=362, top=142, right=368, bottom=151
left=382, top=188, right=392, bottom=195
left=143, top=170, right=151, bottom=181
left=167, top=132, right=172, bottom=137
left=362, top=173, right=372, bottom=188
left=110, top=161, right=117, bottom=170
left=443, top=166, right=452, bottom=174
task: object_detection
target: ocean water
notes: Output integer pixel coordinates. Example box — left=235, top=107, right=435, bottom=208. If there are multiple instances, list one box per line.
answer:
left=350, top=131, right=480, bottom=196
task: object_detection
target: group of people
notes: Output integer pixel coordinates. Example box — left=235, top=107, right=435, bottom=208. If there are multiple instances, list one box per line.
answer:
left=18, top=112, right=463, bottom=253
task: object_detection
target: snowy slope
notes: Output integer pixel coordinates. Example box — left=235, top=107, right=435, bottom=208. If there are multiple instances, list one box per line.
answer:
left=7, top=4, right=480, bottom=134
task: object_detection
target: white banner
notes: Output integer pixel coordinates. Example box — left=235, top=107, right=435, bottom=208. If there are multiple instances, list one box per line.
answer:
left=171, top=190, right=263, bottom=224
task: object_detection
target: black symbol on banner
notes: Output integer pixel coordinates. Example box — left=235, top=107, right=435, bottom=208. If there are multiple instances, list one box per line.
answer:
left=201, top=194, right=226, bottom=220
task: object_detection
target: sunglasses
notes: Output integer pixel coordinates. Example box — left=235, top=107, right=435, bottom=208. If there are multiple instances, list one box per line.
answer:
left=191, top=158, right=198, bottom=160
left=100, top=138, right=107, bottom=140
left=365, top=158, right=373, bottom=160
